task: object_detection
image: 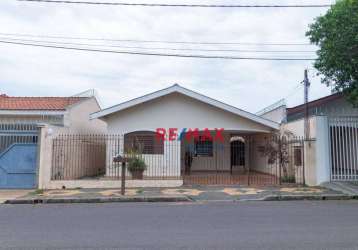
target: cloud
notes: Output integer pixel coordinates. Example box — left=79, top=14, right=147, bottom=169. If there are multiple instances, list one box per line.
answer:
left=0, top=0, right=332, bottom=112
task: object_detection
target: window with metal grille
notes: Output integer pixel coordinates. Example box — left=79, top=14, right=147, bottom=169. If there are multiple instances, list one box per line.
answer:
left=124, top=131, right=164, bottom=155
left=195, top=136, right=213, bottom=157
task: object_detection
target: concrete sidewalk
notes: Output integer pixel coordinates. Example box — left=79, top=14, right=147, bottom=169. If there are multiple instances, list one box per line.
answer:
left=0, top=190, right=33, bottom=204
left=1, top=186, right=352, bottom=204
left=322, top=182, right=358, bottom=196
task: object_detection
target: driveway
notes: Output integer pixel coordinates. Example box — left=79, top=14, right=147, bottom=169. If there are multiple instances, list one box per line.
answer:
left=1, top=201, right=358, bottom=249
left=0, top=190, right=31, bottom=204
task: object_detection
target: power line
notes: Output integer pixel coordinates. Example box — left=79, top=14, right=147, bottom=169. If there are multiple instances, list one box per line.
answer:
left=0, top=39, right=317, bottom=60
left=17, top=0, right=332, bottom=8
left=284, top=82, right=304, bottom=99
left=0, top=32, right=314, bottom=46
left=257, top=82, right=304, bottom=114
left=0, top=37, right=317, bottom=53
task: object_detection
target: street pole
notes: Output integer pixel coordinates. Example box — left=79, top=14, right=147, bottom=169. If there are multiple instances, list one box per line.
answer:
left=304, top=69, right=310, bottom=141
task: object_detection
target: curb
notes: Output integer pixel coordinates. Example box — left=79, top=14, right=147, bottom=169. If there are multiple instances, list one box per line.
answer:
left=4, top=194, right=357, bottom=204
left=4, top=195, right=192, bottom=204
left=260, top=194, right=355, bottom=201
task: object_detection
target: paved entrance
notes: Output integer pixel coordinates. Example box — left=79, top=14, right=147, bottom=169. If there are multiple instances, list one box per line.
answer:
left=0, top=190, right=31, bottom=204
left=182, top=171, right=278, bottom=186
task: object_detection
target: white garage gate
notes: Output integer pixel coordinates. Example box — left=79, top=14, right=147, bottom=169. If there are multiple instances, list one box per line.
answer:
left=329, top=116, right=358, bottom=181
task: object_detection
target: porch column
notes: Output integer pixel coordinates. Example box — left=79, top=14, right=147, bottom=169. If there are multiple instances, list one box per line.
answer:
left=244, top=136, right=250, bottom=171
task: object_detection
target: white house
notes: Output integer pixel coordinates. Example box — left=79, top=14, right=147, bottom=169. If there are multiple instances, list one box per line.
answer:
left=0, top=90, right=108, bottom=189
left=0, top=90, right=107, bottom=134
left=88, top=84, right=299, bottom=186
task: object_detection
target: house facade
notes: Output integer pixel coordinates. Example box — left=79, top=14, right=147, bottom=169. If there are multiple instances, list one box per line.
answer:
left=0, top=90, right=107, bottom=133
left=33, top=85, right=305, bottom=189
left=258, top=92, right=358, bottom=184
left=64, top=84, right=306, bottom=187
left=0, top=90, right=107, bottom=189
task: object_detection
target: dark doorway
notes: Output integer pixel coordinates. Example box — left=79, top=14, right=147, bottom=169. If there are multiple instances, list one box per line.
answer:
left=230, top=140, right=245, bottom=172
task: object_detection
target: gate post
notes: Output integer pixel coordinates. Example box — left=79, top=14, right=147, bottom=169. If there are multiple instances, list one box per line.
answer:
left=37, top=124, right=53, bottom=189
left=315, top=116, right=330, bottom=184
left=121, top=162, right=126, bottom=195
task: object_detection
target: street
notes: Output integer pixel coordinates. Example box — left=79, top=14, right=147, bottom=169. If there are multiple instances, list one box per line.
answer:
left=1, top=201, right=358, bottom=249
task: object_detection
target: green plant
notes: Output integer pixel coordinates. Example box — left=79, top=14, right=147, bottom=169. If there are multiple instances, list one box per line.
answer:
left=136, top=188, right=144, bottom=194
left=127, top=157, right=147, bottom=173
left=281, top=176, right=296, bottom=183
left=32, top=189, right=44, bottom=195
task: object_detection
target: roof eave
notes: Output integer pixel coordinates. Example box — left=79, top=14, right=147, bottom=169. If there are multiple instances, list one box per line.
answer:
left=90, top=84, right=280, bottom=130
left=0, top=110, right=66, bottom=115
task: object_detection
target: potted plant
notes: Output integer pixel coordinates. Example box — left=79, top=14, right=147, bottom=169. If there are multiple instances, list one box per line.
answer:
left=127, top=156, right=147, bottom=180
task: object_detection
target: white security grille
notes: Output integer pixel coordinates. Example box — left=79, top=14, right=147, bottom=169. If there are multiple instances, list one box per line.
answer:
left=329, top=116, right=358, bottom=181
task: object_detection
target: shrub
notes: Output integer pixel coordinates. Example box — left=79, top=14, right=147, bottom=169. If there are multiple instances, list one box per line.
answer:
left=281, top=176, right=296, bottom=183
left=127, top=157, right=147, bottom=173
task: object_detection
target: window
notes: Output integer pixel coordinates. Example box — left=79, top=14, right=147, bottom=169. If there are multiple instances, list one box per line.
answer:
left=195, top=136, right=213, bottom=157
left=294, top=147, right=302, bottom=166
left=124, top=131, right=164, bottom=155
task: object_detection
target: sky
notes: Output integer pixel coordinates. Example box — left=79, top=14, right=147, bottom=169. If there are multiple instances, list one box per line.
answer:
left=0, top=0, right=335, bottom=113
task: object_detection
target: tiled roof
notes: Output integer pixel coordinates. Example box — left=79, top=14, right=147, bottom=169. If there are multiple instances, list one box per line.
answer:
left=0, top=95, right=87, bottom=111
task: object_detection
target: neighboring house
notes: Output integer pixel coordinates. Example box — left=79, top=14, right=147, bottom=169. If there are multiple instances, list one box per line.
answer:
left=256, top=99, right=287, bottom=124
left=258, top=92, right=358, bottom=184
left=257, top=92, right=358, bottom=137
left=0, top=90, right=107, bottom=134
left=0, top=90, right=107, bottom=189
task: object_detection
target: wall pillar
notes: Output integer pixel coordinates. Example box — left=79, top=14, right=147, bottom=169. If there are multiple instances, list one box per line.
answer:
left=303, top=116, right=330, bottom=186
left=37, top=125, right=54, bottom=189
left=304, top=140, right=317, bottom=186
left=315, top=116, right=330, bottom=184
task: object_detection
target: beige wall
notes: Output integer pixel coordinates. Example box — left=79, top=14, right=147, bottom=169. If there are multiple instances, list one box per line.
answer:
left=282, top=116, right=331, bottom=186
left=282, top=116, right=317, bottom=138
left=250, top=133, right=276, bottom=175
left=104, top=93, right=275, bottom=134
left=52, top=139, right=106, bottom=180
left=304, top=140, right=317, bottom=186
left=260, top=105, right=286, bottom=124
left=65, top=97, right=107, bottom=134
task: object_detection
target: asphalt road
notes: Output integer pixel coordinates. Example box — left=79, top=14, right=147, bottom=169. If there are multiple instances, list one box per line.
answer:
left=1, top=201, right=358, bottom=250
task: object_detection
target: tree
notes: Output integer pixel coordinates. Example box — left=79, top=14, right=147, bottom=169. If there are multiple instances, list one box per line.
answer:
left=258, top=131, right=296, bottom=183
left=306, top=0, right=358, bottom=105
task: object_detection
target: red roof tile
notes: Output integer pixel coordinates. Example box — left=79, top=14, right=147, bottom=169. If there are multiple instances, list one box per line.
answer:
left=0, top=96, right=87, bottom=111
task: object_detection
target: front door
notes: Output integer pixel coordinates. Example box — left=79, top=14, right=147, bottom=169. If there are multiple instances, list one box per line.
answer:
left=230, top=140, right=245, bottom=172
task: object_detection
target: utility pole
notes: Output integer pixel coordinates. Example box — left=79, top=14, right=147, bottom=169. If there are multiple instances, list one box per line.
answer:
left=304, top=69, right=310, bottom=140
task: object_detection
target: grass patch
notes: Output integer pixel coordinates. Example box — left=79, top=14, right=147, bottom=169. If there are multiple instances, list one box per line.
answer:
left=281, top=176, right=296, bottom=183
left=31, top=189, right=44, bottom=195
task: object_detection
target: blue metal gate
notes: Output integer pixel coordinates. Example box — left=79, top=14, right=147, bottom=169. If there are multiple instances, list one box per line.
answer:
left=0, top=124, right=38, bottom=189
